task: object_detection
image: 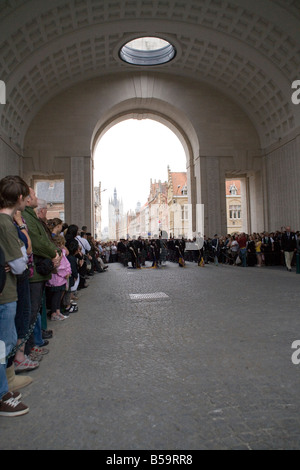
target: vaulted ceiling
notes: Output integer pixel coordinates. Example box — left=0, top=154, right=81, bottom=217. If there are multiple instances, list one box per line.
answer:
left=0, top=0, right=299, bottom=149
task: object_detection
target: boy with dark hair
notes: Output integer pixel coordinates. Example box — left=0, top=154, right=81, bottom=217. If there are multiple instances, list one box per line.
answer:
left=0, top=175, right=30, bottom=417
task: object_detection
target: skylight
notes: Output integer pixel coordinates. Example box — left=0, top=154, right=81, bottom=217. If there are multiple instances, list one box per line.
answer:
left=119, top=36, right=176, bottom=66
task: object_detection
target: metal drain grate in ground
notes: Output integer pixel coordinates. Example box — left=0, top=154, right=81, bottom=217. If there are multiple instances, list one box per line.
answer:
left=129, top=292, right=169, bottom=301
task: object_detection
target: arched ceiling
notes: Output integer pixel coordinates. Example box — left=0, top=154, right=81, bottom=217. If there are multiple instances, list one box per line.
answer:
left=0, top=0, right=299, bottom=149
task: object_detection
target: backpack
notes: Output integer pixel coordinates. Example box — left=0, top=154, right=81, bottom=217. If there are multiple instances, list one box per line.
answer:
left=0, top=245, right=6, bottom=294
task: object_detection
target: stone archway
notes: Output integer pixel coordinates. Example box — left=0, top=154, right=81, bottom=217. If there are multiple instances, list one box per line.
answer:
left=23, top=73, right=262, bottom=236
left=90, top=102, right=200, bottom=237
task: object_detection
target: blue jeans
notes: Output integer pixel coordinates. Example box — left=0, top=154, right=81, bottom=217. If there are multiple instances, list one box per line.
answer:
left=15, top=272, right=31, bottom=338
left=25, top=281, right=45, bottom=355
left=240, top=248, right=247, bottom=267
left=0, top=302, right=17, bottom=399
left=33, top=313, right=43, bottom=346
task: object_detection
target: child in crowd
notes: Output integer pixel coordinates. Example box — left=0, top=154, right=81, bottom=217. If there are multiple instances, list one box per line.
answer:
left=46, top=235, right=71, bottom=321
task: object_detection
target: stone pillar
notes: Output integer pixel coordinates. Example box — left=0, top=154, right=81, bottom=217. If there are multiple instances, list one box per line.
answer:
left=201, top=156, right=227, bottom=236
left=240, top=177, right=249, bottom=234
left=248, top=170, right=264, bottom=233
left=193, top=155, right=204, bottom=236
left=70, top=156, right=93, bottom=231
left=187, top=155, right=197, bottom=236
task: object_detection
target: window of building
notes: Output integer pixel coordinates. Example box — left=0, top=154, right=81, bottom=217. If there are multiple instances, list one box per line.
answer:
left=182, top=204, right=189, bottom=221
left=181, top=185, right=187, bottom=195
left=229, top=184, right=237, bottom=195
left=229, top=205, right=241, bottom=219
left=119, top=36, right=176, bottom=66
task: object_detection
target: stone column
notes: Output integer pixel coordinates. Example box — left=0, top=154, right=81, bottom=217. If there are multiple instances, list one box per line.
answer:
left=70, top=156, right=93, bottom=231
left=201, top=156, right=227, bottom=236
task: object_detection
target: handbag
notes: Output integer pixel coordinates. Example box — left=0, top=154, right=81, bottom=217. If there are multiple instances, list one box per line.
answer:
left=34, top=255, right=54, bottom=275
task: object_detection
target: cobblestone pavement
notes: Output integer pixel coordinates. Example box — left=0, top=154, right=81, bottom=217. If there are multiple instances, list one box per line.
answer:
left=1, top=261, right=300, bottom=450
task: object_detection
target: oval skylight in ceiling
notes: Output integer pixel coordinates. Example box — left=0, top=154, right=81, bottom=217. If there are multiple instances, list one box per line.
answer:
left=119, top=36, right=176, bottom=66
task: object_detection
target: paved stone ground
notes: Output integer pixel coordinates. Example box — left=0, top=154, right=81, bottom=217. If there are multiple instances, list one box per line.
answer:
left=1, top=260, right=300, bottom=450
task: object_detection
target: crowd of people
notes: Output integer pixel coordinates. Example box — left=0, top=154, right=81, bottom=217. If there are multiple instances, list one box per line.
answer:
left=0, top=176, right=109, bottom=417
left=0, top=174, right=299, bottom=417
left=185, top=231, right=299, bottom=270
left=106, top=231, right=299, bottom=271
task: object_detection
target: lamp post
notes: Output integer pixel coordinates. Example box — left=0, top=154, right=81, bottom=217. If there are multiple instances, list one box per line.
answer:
left=94, top=186, right=107, bottom=239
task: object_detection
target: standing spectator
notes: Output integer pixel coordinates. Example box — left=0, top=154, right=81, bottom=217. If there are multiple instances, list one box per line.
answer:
left=105, top=242, right=111, bottom=264
left=228, top=235, right=239, bottom=265
left=211, top=234, right=220, bottom=266
left=246, top=235, right=256, bottom=267
left=117, top=239, right=128, bottom=266
left=35, top=199, right=53, bottom=340
left=22, top=188, right=61, bottom=358
left=76, top=231, right=91, bottom=256
left=46, top=234, right=71, bottom=321
left=48, top=218, right=63, bottom=237
left=237, top=233, right=248, bottom=267
left=66, top=239, right=81, bottom=297
left=111, top=241, right=118, bottom=263
left=255, top=235, right=263, bottom=267
left=203, top=236, right=209, bottom=264
left=272, top=231, right=282, bottom=266
left=0, top=175, right=30, bottom=416
left=296, top=233, right=300, bottom=270
left=0, top=245, right=6, bottom=294
left=261, top=232, right=274, bottom=266
left=65, top=225, right=89, bottom=289
left=281, top=226, right=297, bottom=272
left=76, top=231, right=93, bottom=275
left=12, top=210, right=39, bottom=374
left=35, top=199, right=48, bottom=230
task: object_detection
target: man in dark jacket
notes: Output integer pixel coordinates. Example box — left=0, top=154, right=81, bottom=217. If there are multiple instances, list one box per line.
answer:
left=211, top=234, right=220, bottom=266
left=281, top=226, right=297, bottom=271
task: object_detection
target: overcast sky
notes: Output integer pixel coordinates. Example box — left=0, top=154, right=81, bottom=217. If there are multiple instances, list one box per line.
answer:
left=94, top=119, right=186, bottom=228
